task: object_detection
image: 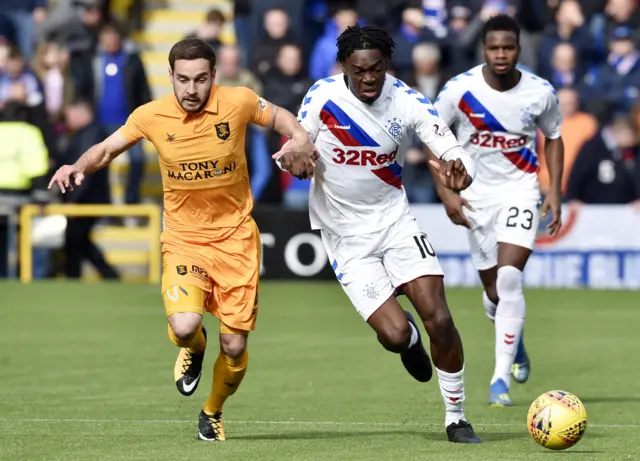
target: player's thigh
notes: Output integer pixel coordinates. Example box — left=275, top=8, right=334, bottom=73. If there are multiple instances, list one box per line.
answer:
left=464, top=205, right=499, bottom=271
left=321, top=230, right=396, bottom=323
left=208, top=218, right=261, bottom=332
left=382, top=214, right=444, bottom=288
left=495, top=201, right=539, bottom=270
left=162, top=250, right=213, bottom=319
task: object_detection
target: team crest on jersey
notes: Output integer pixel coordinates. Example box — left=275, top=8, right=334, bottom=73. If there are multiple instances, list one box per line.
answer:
left=520, top=109, right=534, bottom=128
left=385, top=117, right=404, bottom=140
left=215, top=122, right=231, bottom=140
left=433, top=123, right=451, bottom=137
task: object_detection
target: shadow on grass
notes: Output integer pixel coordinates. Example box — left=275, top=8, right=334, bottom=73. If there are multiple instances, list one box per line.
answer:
left=236, top=428, right=526, bottom=442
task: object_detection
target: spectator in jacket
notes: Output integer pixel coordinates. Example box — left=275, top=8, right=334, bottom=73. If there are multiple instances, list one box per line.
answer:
left=80, top=21, right=151, bottom=205
left=567, top=114, right=640, bottom=204
left=391, top=7, right=437, bottom=82
left=61, top=98, right=118, bottom=279
left=538, top=0, right=593, bottom=81
left=2, top=0, right=48, bottom=60
left=185, top=9, right=226, bottom=53
left=252, top=7, right=296, bottom=79
left=581, top=26, right=640, bottom=116
left=309, top=5, right=358, bottom=81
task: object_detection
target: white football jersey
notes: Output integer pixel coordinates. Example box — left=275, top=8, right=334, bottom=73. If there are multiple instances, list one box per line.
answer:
left=434, top=65, right=562, bottom=205
left=298, top=74, right=461, bottom=237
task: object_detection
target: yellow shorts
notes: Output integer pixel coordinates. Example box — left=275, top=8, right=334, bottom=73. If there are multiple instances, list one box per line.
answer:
left=161, top=218, right=260, bottom=332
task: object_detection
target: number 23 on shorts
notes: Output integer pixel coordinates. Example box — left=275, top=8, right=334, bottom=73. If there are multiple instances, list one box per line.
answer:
left=505, top=206, right=535, bottom=230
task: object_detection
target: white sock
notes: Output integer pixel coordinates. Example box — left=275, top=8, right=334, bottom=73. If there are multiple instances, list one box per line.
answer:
left=408, top=321, right=419, bottom=348
left=436, top=366, right=466, bottom=427
left=491, top=266, right=526, bottom=388
left=482, top=291, right=497, bottom=323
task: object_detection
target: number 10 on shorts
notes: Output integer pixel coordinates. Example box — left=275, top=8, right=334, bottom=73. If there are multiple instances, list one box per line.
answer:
left=413, top=234, right=436, bottom=259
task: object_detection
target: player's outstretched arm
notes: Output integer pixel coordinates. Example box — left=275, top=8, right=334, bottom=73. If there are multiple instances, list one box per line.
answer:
left=541, top=136, right=564, bottom=236
left=48, top=131, right=133, bottom=194
left=265, top=103, right=318, bottom=179
left=426, top=149, right=474, bottom=228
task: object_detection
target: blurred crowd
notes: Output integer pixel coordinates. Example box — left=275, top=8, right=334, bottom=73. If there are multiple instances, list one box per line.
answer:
left=0, top=0, right=639, bottom=279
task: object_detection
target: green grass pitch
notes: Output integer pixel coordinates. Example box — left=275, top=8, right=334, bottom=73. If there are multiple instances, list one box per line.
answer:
left=0, top=281, right=638, bottom=460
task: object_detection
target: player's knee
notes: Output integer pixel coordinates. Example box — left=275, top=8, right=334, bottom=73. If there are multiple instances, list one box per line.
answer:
left=496, top=266, right=523, bottom=298
left=168, top=313, right=202, bottom=341
left=377, top=321, right=411, bottom=353
left=220, top=334, right=247, bottom=358
left=496, top=265, right=525, bottom=317
left=424, top=308, right=455, bottom=340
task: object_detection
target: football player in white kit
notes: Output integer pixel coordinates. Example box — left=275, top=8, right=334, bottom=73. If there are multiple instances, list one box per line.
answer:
left=278, top=24, right=482, bottom=443
left=431, top=15, right=565, bottom=407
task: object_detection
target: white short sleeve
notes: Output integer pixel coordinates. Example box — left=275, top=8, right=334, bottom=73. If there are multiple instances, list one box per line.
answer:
left=537, top=86, right=563, bottom=140
left=405, top=90, right=461, bottom=158
left=296, top=82, right=329, bottom=142
left=433, top=83, right=458, bottom=128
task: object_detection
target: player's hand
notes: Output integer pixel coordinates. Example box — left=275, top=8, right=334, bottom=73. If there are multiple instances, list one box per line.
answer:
left=541, top=190, right=562, bottom=236
left=272, top=134, right=318, bottom=179
left=48, top=164, right=84, bottom=194
left=442, top=194, right=474, bottom=229
left=429, top=158, right=472, bottom=192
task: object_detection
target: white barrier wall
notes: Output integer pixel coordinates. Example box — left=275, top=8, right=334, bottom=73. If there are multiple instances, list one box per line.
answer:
left=412, top=204, right=640, bottom=289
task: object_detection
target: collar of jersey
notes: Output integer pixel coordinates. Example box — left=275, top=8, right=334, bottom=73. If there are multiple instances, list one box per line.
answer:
left=341, top=74, right=393, bottom=106
left=163, top=85, right=219, bottom=119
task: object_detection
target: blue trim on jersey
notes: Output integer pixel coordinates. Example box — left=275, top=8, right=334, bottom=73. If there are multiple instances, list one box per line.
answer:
left=406, top=89, right=439, bottom=116
left=460, top=92, right=507, bottom=132
left=322, top=100, right=380, bottom=147
left=387, top=162, right=403, bottom=179
left=518, top=147, right=539, bottom=168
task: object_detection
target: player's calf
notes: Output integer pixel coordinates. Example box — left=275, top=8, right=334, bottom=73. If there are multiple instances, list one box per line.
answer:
left=168, top=312, right=208, bottom=397
left=202, top=327, right=250, bottom=434
left=489, top=265, right=526, bottom=403
left=368, top=298, right=432, bottom=382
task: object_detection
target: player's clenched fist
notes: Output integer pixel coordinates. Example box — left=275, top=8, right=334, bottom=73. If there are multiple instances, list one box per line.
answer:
left=48, top=165, right=85, bottom=194
left=428, top=158, right=472, bottom=192
left=272, top=133, right=319, bottom=179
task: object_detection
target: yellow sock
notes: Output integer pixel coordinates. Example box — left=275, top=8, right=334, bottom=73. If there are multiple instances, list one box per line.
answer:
left=203, top=349, right=248, bottom=414
left=167, top=324, right=206, bottom=354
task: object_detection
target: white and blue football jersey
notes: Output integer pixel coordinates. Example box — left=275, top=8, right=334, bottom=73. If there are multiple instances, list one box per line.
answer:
left=434, top=65, right=563, bottom=205
left=298, top=74, right=461, bottom=236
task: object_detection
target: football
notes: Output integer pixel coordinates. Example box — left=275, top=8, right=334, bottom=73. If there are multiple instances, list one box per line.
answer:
left=527, top=390, right=588, bottom=450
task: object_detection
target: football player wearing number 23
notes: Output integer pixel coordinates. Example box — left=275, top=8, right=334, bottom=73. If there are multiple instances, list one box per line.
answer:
left=432, top=14, right=565, bottom=407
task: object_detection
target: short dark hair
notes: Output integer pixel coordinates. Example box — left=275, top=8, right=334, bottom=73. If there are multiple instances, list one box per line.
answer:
left=1, top=101, right=29, bottom=122
left=206, top=9, right=225, bottom=25
left=337, top=24, right=395, bottom=63
left=69, top=96, right=95, bottom=111
left=168, top=38, right=217, bottom=71
left=7, top=45, right=23, bottom=61
left=482, top=14, right=520, bottom=44
left=100, top=20, right=124, bottom=36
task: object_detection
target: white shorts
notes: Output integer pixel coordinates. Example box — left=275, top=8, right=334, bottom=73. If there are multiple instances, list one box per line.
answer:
left=464, top=200, right=541, bottom=271
left=321, top=213, right=443, bottom=321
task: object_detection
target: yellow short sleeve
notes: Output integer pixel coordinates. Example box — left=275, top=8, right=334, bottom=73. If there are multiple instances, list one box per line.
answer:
left=118, top=104, right=152, bottom=143
left=238, top=87, right=271, bottom=127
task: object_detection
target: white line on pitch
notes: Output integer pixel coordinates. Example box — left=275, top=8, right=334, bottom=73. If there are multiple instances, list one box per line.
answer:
left=0, top=418, right=637, bottom=429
